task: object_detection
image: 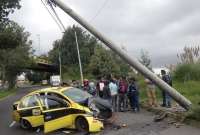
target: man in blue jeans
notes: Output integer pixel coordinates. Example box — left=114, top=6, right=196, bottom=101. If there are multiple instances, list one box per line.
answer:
left=128, top=77, right=140, bottom=112
left=161, top=70, right=172, bottom=108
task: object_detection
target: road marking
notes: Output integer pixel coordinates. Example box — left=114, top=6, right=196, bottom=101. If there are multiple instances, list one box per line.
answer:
left=9, top=121, right=16, bottom=128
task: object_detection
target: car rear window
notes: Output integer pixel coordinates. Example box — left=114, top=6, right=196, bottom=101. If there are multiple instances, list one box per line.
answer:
left=62, top=88, right=92, bottom=102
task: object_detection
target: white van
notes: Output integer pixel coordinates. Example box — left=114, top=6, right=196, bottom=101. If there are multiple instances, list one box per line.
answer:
left=50, top=75, right=61, bottom=86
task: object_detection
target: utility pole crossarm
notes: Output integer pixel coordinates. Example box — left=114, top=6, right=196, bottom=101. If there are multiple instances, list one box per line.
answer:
left=51, top=0, right=192, bottom=110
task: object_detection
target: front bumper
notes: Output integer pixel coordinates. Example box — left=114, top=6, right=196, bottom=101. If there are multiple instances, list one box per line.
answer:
left=85, top=116, right=104, bottom=132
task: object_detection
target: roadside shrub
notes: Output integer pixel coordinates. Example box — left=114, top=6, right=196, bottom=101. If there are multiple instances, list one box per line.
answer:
left=174, top=63, right=200, bottom=81
left=186, top=106, right=200, bottom=121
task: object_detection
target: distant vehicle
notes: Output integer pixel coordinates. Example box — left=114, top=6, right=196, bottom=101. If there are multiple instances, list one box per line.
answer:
left=42, top=80, right=48, bottom=85
left=50, top=75, right=61, bottom=86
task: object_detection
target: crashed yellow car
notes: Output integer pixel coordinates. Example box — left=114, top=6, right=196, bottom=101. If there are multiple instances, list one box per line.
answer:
left=12, top=87, right=111, bottom=133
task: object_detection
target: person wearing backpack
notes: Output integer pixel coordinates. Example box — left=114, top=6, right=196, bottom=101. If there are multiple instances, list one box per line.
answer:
left=161, top=70, right=172, bottom=108
left=128, top=77, right=140, bottom=112
left=118, top=76, right=128, bottom=112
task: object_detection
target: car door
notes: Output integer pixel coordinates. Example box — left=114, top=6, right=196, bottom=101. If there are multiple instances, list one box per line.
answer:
left=40, top=92, right=72, bottom=133
left=17, top=94, right=44, bottom=127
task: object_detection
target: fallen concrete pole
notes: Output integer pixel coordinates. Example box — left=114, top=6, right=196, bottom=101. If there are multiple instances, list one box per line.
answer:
left=51, top=0, right=192, bottom=110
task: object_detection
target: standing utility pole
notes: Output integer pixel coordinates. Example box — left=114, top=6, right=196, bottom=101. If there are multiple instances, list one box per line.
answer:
left=36, top=34, right=41, bottom=55
left=59, top=50, right=62, bottom=83
left=75, top=31, right=84, bottom=85
left=51, top=0, right=192, bottom=110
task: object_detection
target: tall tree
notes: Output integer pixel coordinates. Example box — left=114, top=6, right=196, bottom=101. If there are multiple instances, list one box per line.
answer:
left=110, top=51, right=132, bottom=76
left=0, top=21, right=32, bottom=88
left=177, top=46, right=200, bottom=64
left=49, top=25, right=133, bottom=78
left=0, top=21, right=25, bottom=49
left=139, top=49, right=152, bottom=69
left=88, top=45, right=120, bottom=76
left=49, top=25, right=97, bottom=72
left=0, top=0, right=21, bottom=23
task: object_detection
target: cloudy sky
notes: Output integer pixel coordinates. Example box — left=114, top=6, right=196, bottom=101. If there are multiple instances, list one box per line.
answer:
left=9, top=0, right=200, bottom=67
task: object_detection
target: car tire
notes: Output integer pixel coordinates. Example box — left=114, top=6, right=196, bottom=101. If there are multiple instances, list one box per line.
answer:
left=20, top=119, right=31, bottom=129
left=75, top=117, right=89, bottom=133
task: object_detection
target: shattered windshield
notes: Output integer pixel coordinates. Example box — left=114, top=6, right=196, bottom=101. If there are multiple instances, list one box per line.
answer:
left=62, top=88, right=92, bottom=102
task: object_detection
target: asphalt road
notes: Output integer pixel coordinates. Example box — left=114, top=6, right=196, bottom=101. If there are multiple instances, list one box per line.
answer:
left=0, top=86, right=47, bottom=135
left=0, top=86, right=200, bottom=135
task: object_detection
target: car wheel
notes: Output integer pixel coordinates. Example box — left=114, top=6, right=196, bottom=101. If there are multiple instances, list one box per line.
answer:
left=75, top=117, right=89, bottom=132
left=20, top=119, right=31, bottom=129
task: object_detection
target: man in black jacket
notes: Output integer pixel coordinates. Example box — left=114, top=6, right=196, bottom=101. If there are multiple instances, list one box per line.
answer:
left=161, top=70, right=172, bottom=108
left=102, top=80, right=112, bottom=103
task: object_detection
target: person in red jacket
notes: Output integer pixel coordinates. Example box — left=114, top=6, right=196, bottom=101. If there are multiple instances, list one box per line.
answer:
left=118, top=76, right=128, bottom=112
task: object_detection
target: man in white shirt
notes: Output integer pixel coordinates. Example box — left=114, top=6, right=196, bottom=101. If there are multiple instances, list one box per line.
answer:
left=109, top=79, right=118, bottom=112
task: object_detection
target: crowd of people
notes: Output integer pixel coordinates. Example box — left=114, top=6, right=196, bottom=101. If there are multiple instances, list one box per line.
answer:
left=74, top=69, right=173, bottom=113
left=81, top=76, right=140, bottom=112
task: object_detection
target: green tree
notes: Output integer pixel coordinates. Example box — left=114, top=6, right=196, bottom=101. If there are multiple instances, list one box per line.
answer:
left=177, top=46, right=200, bottom=64
left=0, top=0, right=21, bottom=23
left=139, top=49, right=152, bottom=69
left=0, top=21, right=32, bottom=88
left=110, top=51, right=132, bottom=76
left=88, top=45, right=120, bottom=77
left=48, top=39, right=60, bottom=64
left=0, top=21, right=25, bottom=49
left=49, top=25, right=133, bottom=79
left=60, top=26, right=96, bottom=66
left=49, top=25, right=97, bottom=75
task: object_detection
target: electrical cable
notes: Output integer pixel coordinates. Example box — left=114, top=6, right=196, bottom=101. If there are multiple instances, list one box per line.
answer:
left=48, top=1, right=66, bottom=31
left=40, top=0, right=63, bottom=32
left=90, top=0, right=110, bottom=22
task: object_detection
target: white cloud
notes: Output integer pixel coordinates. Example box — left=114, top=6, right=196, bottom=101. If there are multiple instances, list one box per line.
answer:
left=9, top=0, right=200, bottom=66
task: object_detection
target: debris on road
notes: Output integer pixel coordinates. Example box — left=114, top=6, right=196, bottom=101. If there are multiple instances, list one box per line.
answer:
left=9, top=121, right=16, bottom=128
left=174, top=123, right=184, bottom=128
left=36, top=128, right=40, bottom=133
left=62, top=130, right=72, bottom=134
left=121, top=123, right=127, bottom=128
left=154, top=112, right=167, bottom=122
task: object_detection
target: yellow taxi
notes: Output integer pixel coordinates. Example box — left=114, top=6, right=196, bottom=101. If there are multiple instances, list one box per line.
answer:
left=12, top=87, right=105, bottom=133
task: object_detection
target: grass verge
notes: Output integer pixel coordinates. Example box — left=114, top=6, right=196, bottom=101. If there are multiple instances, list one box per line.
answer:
left=0, top=88, right=17, bottom=100
left=138, top=80, right=200, bottom=121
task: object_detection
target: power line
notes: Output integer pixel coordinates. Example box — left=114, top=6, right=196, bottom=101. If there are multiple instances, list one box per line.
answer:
left=41, top=0, right=65, bottom=80
left=48, top=2, right=66, bottom=31
left=40, top=0, right=63, bottom=32
left=90, top=0, right=110, bottom=22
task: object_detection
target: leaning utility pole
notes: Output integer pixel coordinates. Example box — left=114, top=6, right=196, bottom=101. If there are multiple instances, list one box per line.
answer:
left=50, top=0, right=192, bottom=110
